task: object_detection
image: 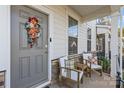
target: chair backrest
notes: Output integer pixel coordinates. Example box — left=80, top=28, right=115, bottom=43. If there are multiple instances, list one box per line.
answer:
left=59, top=56, right=67, bottom=67
left=68, top=54, right=78, bottom=59
left=65, top=58, right=75, bottom=69
left=83, top=53, right=92, bottom=60
left=59, top=56, right=69, bottom=77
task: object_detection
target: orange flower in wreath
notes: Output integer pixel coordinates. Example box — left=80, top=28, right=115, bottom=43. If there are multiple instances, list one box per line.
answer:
left=25, top=17, right=41, bottom=48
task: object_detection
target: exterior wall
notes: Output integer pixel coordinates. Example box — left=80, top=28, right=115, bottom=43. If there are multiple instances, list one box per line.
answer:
left=42, top=5, right=84, bottom=59
left=0, top=6, right=10, bottom=87
left=81, top=23, right=87, bottom=52
left=83, top=20, right=96, bottom=52
left=87, top=20, right=97, bottom=52
left=46, top=6, right=68, bottom=59
left=78, top=17, right=86, bottom=54
left=45, top=6, right=97, bottom=59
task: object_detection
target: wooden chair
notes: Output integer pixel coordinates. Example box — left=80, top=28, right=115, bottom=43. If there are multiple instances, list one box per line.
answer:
left=0, top=70, right=6, bottom=88
left=83, top=53, right=102, bottom=77
left=59, top=56, right=83, bottom=88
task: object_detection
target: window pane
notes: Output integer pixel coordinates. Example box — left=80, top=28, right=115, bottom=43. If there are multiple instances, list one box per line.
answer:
left=68, top=37, right=78, bottom=55
left=68, top=16, right=78, bottom=37
left=87, top=40, right=91, bottom=52
left=87, top=28, right=91, bottom=39
left=68, top=16, right=78, bottom=55
left=87, top=28, right=91, bottom=52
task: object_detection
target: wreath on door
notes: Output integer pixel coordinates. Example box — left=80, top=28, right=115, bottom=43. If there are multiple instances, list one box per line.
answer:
left=25, top=17, right=41, bottom=48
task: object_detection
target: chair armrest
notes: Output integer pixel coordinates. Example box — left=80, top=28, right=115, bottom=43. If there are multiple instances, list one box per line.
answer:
left=59, top=67, right=82, bottom=73
left=83, top=59, right=91, bottom=63
left=82, top=59, right=92, bottom=68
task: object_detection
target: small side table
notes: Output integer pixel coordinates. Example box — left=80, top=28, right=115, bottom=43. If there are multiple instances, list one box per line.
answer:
left=75, top=63, right=89, bottom=76
left=76, top=63, right=87, bottom=71
left=0, top=70, right=6, bottom=88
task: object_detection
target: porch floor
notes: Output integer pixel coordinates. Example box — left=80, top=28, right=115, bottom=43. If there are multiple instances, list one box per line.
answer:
left=50, top=71, right=116, bottom=88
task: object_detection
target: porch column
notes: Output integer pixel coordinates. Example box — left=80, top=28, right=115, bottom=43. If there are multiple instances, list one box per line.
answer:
left=111, top=12, right=119, bottom=77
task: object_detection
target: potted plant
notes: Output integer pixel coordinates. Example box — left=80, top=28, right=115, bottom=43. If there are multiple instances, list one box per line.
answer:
left=99, top=57, right=111, bottom=74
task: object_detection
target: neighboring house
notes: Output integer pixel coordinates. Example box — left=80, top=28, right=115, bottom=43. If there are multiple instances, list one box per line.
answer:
left=84, top=18, right=111, bottom=59
left=0, top=5, right=121, bottom=88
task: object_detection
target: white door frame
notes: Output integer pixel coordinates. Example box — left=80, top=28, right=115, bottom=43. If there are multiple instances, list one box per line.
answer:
left=120, top=6, right=123, bottom=79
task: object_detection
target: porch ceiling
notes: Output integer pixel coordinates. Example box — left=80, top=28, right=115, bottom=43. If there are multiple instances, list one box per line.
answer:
left=69, top=5, right=122, bottom=22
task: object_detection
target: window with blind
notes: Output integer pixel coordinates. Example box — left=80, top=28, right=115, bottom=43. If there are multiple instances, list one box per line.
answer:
left=68, top=16, right=78, bottom=55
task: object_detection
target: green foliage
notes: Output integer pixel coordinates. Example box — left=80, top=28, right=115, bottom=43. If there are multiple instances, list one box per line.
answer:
left=123, top=28, right=124, bottom=37
left=119, top=28, right=124, bottom=37
left=118, top=28, right=120, bottom=37
left=99, top=57, right=110, bottom=73
left=123, top=72, right=124, bottom=80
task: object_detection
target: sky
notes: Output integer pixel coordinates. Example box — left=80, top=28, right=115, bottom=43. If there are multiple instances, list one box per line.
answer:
left=119, top=8, right=124, bottom=28
left=121, top=8, right=124, bottom=27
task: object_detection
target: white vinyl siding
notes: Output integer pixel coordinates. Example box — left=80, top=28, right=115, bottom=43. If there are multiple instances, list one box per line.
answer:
left=80, top=20, right=96, bottom=53
left=45, top=5, right=84, bottom=59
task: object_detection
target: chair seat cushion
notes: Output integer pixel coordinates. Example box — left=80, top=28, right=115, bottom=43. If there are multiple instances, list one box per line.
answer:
left=83, top=53, right=92, bottom=60
left=62, top=69, right=83, bottom=81
left=90, top=64, right=102, bottom=69
left=71, top=71, right=83, bottom=81
left=59, top=56, right=68, bottom=67
left=88, top=56, right=98, bottom=64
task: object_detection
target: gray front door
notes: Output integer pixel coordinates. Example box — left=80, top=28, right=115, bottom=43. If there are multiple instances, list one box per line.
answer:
left=11, top=6, right=48, bottom=88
